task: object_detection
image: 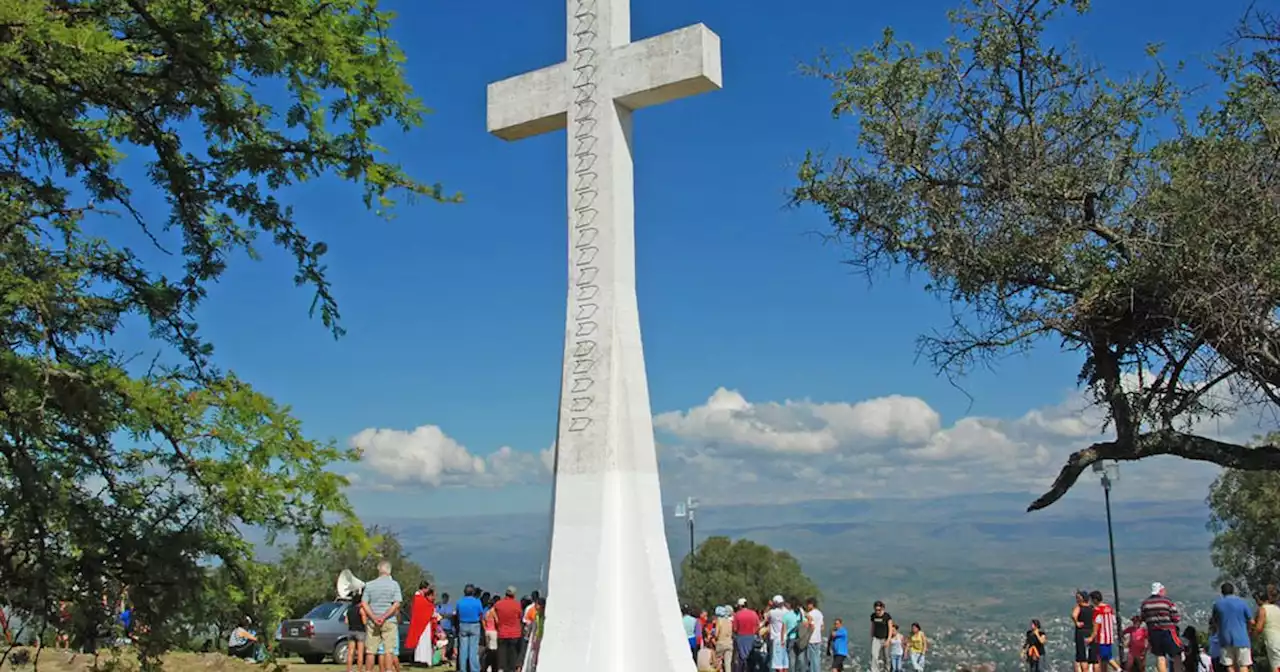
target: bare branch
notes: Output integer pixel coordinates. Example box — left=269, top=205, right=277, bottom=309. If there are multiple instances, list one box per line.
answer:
left=1029, top=430, right=1280, bottom=511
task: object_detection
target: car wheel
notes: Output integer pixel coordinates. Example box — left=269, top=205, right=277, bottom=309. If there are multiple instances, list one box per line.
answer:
left=333, top=640, right=350, bottom=664
left=301, top=654, right=325, bottom=665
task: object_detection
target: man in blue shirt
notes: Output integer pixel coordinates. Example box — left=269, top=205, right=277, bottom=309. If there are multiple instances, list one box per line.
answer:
left=436, top=592, right=457, bottom=663
left=829, top=618, right=849, bottom=672
left=455, top=585, right=485, bottom=672
left=1211, top=582, right=1254, bottom=672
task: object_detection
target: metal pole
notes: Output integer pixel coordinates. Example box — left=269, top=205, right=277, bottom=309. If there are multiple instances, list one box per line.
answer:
left=1104, top=476, right=1124, bottom=662
left=688, top=513, right=696, bottom=560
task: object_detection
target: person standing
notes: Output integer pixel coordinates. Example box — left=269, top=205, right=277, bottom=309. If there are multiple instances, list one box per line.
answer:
left=870, top=601, right=894, bottom=672
left=408, top=583, right=436, bottom=666
left=1024, top=620, right=1047, bottom=672
left=1212, top=583, right=1254, bottom=672
left=1123, top=615, right=1148, bottom=672
left=806, top=598, right=825, bottom=672
left=716, top=606, right=735, bottom=672
left=784, top=600, right=804, bottom=672
left=1141, top=583, right=1183, bottom=672
left=519, top=591, right=540, bottom=672
left=493, top=587, right=523, bottom=672
left=346, top=592, right=368, bottom=672
left=683, top=606, right=700, bottom=661
left=733, top=599, right=762, bottom=672
left=1089, top=591, right=1121, bottom=672
left=362, top=562, right=404, bottom=672
left=483, top=596, right=500, bottom=672
left=907, top=624, right=927, bottom=672
left=767, top=596, right=791, bottom=672
left=890, top=624, right=906, bottom=672
left=829, top=618, right=848, bottom=672
left=437, top=593, right=456, bottom=665
left=1253, top=584, right=1280, bottom=672
left=1076, top=592, right=1097, bottom=672
left=456, top=585, right=484, bottom=672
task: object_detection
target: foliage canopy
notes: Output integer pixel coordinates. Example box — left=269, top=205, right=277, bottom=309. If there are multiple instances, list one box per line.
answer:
left=1208, top=434, right=1280, bottom=599
left=678, top=536, right=821, bottom=611
left=0, top=0, right=450, bottom=658
left=274, top=526, right=432, bottom=621
left=793, top=0, right=1280, bottom=510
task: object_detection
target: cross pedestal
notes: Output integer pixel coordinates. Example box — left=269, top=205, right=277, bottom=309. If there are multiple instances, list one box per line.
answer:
left=486, top=1, right=722, bottom=671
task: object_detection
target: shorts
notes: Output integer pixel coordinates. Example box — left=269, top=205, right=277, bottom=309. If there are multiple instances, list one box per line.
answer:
left=1149, top=629, right=1182, bottom=659
left=1076, top=633, right=1091, bottom=663
left=1098, top=644, right=1114, bottom=662
left=349, top=631, right=367, bottom=643
left=1221, top=647, right=1252, bottom=667
left=366, top=619, right=397, bottom=656
left=833, top=655, right=847, bottom=670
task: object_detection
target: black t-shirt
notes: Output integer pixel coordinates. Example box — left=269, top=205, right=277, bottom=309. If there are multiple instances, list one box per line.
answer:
left=348, top=601, right=365, bottom=632
left=871, top=613, right=892, bottom=640
left=1076, top=606, right=1094, bottom=635
left=1025, top=630, right=1045, bottom=657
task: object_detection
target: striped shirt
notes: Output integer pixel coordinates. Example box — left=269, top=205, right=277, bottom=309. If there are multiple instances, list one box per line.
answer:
left=1140, top=595, right=1181, bottom=631
left=362, top=576, right=404, bottom=624
left=1094, top=603, right=1116, bottom=645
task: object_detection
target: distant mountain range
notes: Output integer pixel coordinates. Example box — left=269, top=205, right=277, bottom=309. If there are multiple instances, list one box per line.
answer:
left=375, top=490, right=1220, bottom=631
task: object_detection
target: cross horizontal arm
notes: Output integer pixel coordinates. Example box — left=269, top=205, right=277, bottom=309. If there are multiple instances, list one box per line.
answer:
left=487, top=62, right=569, bottom=141
left=486, top=24, right=721, bottom=142
left=611, top=24, right=722, bottom=111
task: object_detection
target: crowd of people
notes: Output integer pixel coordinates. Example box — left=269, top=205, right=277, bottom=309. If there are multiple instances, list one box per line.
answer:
left=682, top=596, right=928, bottom=672
left=1022, top=582, right=1280, bottom=672
left=338, top=562, right=544, bottom=672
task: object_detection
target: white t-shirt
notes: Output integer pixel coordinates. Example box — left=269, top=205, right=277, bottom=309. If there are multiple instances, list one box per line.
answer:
left=808, top=609, right=824, bottom=644
left=767, top=608, right=788, bottom=643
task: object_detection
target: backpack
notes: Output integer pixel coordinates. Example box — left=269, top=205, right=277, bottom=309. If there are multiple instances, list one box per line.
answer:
left=795, top=618, right=814, bottom=649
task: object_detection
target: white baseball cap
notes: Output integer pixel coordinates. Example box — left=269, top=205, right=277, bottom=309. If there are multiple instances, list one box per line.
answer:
left=1151, top=582, right=1165, bottom=595
left=736, top=598, right=747, bottom=607
left=772, top=595, right=784, bottom=605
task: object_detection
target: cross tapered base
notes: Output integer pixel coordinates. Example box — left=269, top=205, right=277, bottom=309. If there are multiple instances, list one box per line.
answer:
left=535, top=472, right=695, bottom=672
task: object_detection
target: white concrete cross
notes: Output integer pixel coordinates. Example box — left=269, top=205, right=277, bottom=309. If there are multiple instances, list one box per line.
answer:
left=486, top=1, right=721, bottom=671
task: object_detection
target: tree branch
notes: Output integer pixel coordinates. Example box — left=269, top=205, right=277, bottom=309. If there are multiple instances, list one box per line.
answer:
left=1027, top=430, right=1280, bottom=511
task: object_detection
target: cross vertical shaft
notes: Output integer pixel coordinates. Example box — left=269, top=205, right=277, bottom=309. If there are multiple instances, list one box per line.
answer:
left=486, top=0, right=722, bottom=669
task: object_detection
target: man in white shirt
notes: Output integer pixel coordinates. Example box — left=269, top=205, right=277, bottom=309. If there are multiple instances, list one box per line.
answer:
left=806, top=598, right=825, bottom=672
left=767, top=596, right=790, bottom=671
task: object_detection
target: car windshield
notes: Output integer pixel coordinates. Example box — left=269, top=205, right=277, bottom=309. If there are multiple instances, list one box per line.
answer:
left=304, top=602, right=345, bottom=620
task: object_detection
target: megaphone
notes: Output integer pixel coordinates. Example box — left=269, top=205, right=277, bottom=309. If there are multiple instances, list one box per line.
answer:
left=336, top=569, right=366, bottom=600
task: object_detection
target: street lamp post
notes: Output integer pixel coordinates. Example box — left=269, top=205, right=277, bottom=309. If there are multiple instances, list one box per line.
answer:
left=673, top=496, right=699, bottom=560
left=1093, top=461, right=1123, bottom=661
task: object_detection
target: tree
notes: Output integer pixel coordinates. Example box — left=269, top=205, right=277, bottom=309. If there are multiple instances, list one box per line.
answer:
left=0, top=0, right=454, bottom=659
left=678, top=537, right=820, bottom=611
left=791, top=0, right=1280, bottom=511
left=1208, top=433, right=1280, bottom=599
left=274, top=526, right=433, bottom=621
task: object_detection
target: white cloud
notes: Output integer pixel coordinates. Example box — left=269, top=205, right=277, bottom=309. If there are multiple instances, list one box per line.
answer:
left=650, top=386, right=1240, bottom=503
left=348, top=382, right=1263, bottom=502
left=350, top=425, right=548, bottom=489
left=652, top=388, right=941, bottom=454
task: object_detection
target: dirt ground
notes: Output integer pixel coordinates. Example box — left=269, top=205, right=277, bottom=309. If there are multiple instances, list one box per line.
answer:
left=0, top=649, right=457, bottom=672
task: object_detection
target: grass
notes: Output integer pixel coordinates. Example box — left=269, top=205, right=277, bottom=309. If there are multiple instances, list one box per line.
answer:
left=0, top=649, right=457, bottom=672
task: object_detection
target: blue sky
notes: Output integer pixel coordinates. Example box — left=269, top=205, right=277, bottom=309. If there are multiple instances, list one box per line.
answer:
left=110, top=0, right=1254, bottom=515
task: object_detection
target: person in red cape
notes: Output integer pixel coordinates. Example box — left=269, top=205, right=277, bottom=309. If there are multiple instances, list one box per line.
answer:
left=406, top=582, right=436, bottom=666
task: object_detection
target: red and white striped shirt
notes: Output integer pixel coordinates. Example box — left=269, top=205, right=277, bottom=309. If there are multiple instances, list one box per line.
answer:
left=1094, top=603, right=1117, bottom=645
